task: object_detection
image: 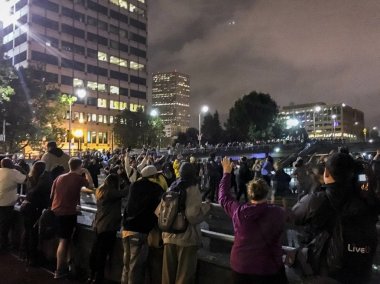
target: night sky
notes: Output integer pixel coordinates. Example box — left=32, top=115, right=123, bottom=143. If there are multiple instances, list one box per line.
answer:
left=148, top=0, right=380, bottom=128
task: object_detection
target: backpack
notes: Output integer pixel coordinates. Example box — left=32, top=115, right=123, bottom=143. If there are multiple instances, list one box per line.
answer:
left=38, top=208, right=57, bottom=240
left=158, top=180, right=188, bottom=234
left=326, top=199, right=377, bottom=277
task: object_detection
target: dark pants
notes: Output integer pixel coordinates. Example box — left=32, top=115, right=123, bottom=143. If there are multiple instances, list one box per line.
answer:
left=23, top=209, right=40, bottom=262
left=89, top=231, right=117, bottom=282
left=232, top=266, right=288, bottom=284
left=237, top=183, right=248, bottom=202
left=262, top=175, right=271, bottom=187
left=0, top=206, right=15, bottom=251
left=202, top=177, right=218, bottom=202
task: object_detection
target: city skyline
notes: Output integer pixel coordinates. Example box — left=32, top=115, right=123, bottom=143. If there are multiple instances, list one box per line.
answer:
left=148, top=0, right=380, bottom=128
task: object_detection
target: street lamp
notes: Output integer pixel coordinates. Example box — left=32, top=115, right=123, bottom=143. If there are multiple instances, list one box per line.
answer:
left=61, top=89, right=87, bottom=156
left=150, top=109, right=161, bottom=150
left=73, top=129, right=84, bottom=155
left=198, top=105, right=209, bottom=147
left=313, top=106, right=321, bottom=139
left=332, top=114, right=337, bottom=140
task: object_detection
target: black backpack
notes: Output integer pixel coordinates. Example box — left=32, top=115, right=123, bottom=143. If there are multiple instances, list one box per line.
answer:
left=158, top=180, right=188, bottom=234
left=326, top=198, right=377, bottom=278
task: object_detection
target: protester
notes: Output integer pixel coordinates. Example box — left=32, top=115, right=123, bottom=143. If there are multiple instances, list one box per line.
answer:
left=236, top=156, right=251, bottom=202
left=292, top=153, right=378, bottom=283
left=121, top=165, right=164, bottom=284
left=162, top=163, right=211, bottom=284
left=261, top=155, right=274, bottom=186
left=88, top=174, right=128, bottom=284
left=202, top=153, right=222, bottom=202
left=50, top=158, right=90, bottom=279
left=41, top=141, right=70, bottom=172
left=272, top=161, right=292, bottom=208
left=218, top=157, right=288, bottom=284
left=0, top=158, right=27, bottom=252
left=22, top=161, right=52, bottom=265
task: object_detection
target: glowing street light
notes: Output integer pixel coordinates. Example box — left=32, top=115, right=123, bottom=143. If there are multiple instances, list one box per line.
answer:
left=313, top=106, right=321, bottom=139
left=76, top=88, right=87, bottom=99
left=198, top=105, right=209, bottom=147
left=150, top=109, right=159, bottom=117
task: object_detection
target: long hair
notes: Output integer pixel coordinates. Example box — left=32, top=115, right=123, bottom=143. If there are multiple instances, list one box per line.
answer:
left=96, top=173, right=119, bottom=201
left=28, top=161, right=46, bottom=187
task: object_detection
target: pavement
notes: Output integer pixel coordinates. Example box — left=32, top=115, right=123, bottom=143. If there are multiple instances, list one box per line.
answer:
left=0, top=253, right=81, bottom=284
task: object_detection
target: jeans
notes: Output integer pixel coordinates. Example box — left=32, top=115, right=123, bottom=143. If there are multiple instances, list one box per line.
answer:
left=121, top=233, right=148, bottom=284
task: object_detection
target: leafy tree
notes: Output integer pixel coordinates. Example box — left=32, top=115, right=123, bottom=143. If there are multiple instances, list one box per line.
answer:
left=201, top=111, right=223, bottom=145
left=0, top=64, right=65, bottom=152
left=185, top=127, right=199, bottom=145
left=225, top=91, right=279, bottom=141
left=113, top=108, right=151, bottom=148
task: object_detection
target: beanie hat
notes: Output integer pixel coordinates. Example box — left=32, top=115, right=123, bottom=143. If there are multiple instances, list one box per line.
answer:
left=179, top=162, right=196, bottom=180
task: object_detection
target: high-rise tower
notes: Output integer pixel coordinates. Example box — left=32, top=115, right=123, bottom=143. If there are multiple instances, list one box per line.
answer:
left=1, top=0, right=148, bottom=150
left=152, top=71, right=190, bottom=135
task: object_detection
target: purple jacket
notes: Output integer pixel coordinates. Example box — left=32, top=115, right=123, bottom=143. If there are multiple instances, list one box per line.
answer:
left=218, top=173, right=286, bottom=275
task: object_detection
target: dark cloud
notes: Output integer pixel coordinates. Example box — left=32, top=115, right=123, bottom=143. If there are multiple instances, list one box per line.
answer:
left=148, top=0, right=380, bottom=127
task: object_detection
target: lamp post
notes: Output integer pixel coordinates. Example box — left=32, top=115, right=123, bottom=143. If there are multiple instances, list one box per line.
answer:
left=73, top=129, right=84, bottom=156
left=332, top=114, right=337, bottom=140
left=150, top=109, right=160, bottom=150
left=198, top=105, right=209, bottom=147
left=313, top=106, right=321, bottom=139
left=61, top=88, right=87, bottom=156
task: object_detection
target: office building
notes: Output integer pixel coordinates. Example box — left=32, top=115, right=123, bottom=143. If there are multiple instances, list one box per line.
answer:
left=152, top=71, right=190, bottom=135
left=1, top=0, right=148, bottom=151
left=279, top=102, right=365, bottom=140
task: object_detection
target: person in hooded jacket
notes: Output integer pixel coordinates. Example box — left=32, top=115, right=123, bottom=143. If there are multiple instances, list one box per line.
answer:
left=218, top=157, right=287, bottom=284
left=162, top=162, right=211, bottom=284
left=292, top=153, right=378, bottom=284
left=41, top=141, right=70, bottom=173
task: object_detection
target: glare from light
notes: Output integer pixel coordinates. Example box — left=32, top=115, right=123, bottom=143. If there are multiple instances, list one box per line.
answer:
left=201, top=105, right=209, bottom=113
left=286, top=118, right=299, bottom=129
left=314, top=106, right=321, bottom=112
left=373, top=126, right=378, bottom=130
left=354, top=122, right=359, bottom=126
left=274, top=147, right=280, bottom=153
left=73, top=129, right=83, bottom=138
left=150, top=109, right=159, bottom=117
left=76, top=88, right=87, bottom=99
left=332, top=114, right=337, bottom=119
left=342, top=103, right=346, bottom=107
left=369, top=139, right=374, bottom=143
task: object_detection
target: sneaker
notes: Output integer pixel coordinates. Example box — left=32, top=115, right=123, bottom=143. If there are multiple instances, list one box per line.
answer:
left=54, top=269, right=68, bottom=279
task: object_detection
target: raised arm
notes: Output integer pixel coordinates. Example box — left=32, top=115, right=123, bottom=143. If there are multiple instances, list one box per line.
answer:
left=218, top=157, right=240, bottom=218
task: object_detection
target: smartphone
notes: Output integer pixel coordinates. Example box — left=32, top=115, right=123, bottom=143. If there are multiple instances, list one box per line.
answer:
left=358, top=174, right=367, bottom=182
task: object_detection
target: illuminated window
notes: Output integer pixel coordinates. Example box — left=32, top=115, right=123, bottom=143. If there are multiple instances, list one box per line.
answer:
left=110, top=100, right=127, bottom=110
left=98, top=114, right=103, bottom=123
left=73, top=78, right=84, bottom=87
left=87, top=81, right=98, bottom=91
left=91, top=114, right=97, bottom=121
left=130, top=103, right=140, bottom=112
left=98, top=132, right=108, bottom=144
left=91, top=131, right=97, bottom=143
left=98, top=84, right=106, bottom=92
left=98, top=51, right=107, bottom=61
left=119, top=0, right=128, bottom=9
left=137, top=0, right=145, bottom=3
left=130, top=61, right=144, bottom=70
left=97, top=98, right=107, bottom=108
left=110, top=56, right=128, bottom=67
left=110, top=86, right=119, bottom=95
left=109, top=116, right=114, bottom=123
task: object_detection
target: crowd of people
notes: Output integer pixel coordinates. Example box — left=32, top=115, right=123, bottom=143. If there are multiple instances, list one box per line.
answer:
left=0, top=140, right=379, bottom=283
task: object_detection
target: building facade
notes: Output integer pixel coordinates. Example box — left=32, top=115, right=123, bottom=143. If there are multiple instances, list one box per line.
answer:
left=152, top=71, right=190, bottom=135
left=279, top=102, right=365, bottom=140
left=1, top=0, right=148, bottom=151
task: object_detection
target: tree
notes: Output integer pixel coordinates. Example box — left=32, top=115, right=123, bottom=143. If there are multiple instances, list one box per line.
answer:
left=113, top=108, right=151, bottom=148
left=0, top=64, right=65, bottom=152
left=225, top=91, right=279, bottom=141
left=201, top=111, right=223, bottom=145
left=185, top=127, right=199, bottom=145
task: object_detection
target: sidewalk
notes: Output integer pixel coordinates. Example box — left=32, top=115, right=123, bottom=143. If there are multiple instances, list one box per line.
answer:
left=0, top=253, right=80, bottom=284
